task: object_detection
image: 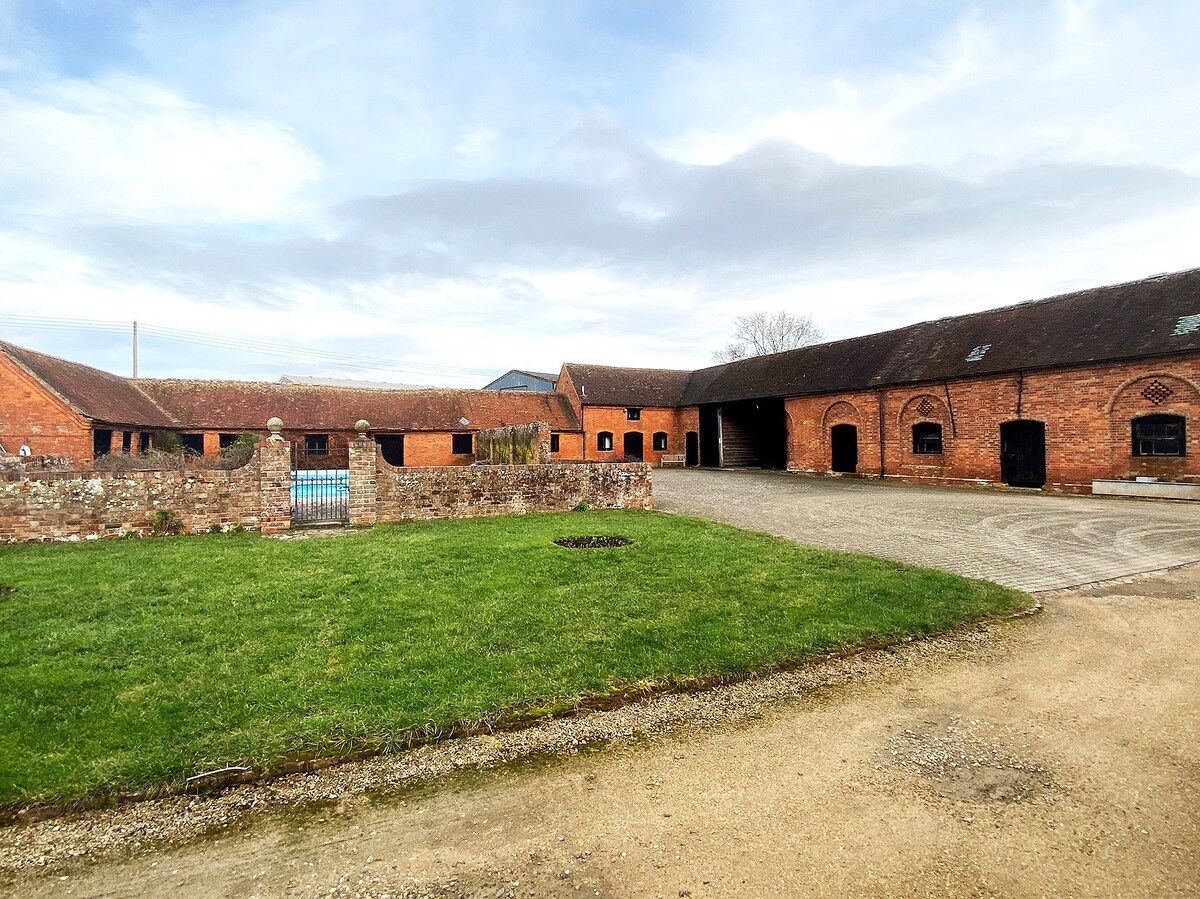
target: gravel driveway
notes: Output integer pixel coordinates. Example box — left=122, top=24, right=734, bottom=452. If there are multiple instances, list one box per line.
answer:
left=652, top=468, right=1200, bottom=591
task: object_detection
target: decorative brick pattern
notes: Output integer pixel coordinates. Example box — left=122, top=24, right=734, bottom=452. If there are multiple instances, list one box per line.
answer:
left=1141, top=380, right=1174, bottom=405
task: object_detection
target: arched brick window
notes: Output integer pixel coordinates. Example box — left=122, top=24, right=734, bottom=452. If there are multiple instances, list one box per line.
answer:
left=912, top=422, right=943, bottom=454
left=652, top=432, right=668, bottom=451
left=1132, top=414, right=1185, bottom=456
left=597, top=431, right=613, bottom=451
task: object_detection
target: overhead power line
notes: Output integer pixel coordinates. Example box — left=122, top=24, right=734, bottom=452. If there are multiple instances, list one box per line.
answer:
left=0, top=313, right=499, bottom=379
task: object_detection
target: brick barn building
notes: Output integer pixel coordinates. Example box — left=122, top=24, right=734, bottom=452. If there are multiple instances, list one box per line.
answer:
left=2, top=268, right=1199, bottom=493
left=0, top=342, right=583, bottom=467
left=554, top=269, right=1200, bottom=492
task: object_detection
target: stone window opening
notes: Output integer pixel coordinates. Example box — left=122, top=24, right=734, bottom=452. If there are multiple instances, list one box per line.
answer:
left=912, top=422, right=943, bottom=455
left=305, top=433, right=329, bottom=455
left=550, top=433, right=560, bottom=453
left=181, top=433, right=204, bottom=456
left=626, top=408, right=641, bottom=421
left=451, top=433, right=473, bottom=455
left=1132, top=414, right=1185, bottom=457
left=653, top=432, right=668, bottom=452
left=598, top=431, right=613, bottom=451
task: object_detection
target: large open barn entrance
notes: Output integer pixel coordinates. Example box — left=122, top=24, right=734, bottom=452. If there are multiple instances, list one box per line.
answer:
left=697, top=399, right=788, bottom=469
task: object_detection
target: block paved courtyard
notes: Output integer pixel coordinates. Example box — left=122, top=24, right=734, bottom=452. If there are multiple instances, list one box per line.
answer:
left=652, top=468, right=1200, bottom=591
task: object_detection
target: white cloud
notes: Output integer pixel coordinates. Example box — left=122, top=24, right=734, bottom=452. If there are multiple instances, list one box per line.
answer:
left=0, top=75, right=322, bottom=223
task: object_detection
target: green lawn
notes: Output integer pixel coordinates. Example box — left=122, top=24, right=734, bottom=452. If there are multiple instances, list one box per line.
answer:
left=0, top=511, right=1028, bottom=806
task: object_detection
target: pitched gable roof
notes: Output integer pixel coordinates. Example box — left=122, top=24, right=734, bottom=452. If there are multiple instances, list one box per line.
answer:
left=133, top=380, right=582, bottom=432
left=683, top=268, right=1200, bottom=404
left=561, top=363, right=693, bottom=407
left=0, top=341, right=174, bottom=427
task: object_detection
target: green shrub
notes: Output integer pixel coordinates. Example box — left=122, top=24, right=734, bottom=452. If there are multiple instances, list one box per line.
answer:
left=150, top=509, right=184, bottom=537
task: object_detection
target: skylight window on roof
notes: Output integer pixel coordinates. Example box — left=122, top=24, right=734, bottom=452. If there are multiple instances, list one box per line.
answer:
left=965, top=344, right=992, bottom=362
left=1173, top=314, right=1200, bottom=336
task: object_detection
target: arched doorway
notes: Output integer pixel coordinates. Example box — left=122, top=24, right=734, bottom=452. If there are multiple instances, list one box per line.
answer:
left=830, top=424, right=858, bottom=473
left=1000, top=421, right=1046, bottom=487
left=623, top=431, right=644, bottom=462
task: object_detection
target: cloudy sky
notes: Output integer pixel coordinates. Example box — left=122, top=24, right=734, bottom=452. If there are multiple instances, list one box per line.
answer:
left=2, top=0, right=1199, bottom=386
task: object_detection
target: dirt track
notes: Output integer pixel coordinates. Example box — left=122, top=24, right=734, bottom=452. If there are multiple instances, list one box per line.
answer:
left=6, top=565, right=1198, bottom=899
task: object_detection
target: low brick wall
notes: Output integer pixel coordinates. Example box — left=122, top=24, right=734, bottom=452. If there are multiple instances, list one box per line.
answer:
left=1, top=435, right=654, bottom=543
left=0, top=462, right=265, bottom=543
left=373, top=458, right=652, bottom=522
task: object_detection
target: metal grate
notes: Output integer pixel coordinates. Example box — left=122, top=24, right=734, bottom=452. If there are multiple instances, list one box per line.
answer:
left=1141, top=380, right=1174, bottom=406
left=965, top=344, right=992, bottom=362
left=1173, top=314, right=1200, bottom=336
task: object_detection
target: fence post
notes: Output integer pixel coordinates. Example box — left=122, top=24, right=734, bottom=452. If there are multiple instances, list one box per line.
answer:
left=257, top=417, right=292, bottom=534
left=348, top=419, right=378, bottom=527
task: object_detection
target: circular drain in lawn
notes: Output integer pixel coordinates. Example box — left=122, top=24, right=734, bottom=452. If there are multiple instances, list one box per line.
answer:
left=554, top=535, right=632, bottom=549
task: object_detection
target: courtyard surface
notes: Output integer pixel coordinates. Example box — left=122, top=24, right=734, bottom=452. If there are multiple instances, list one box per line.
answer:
left=6, top=565, right=1198, bottom=898
left=654, top=468, right=1200, bottom=591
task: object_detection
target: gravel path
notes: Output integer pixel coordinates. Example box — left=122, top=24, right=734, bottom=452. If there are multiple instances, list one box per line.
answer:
left=4, top=564, right=1199, bottom=898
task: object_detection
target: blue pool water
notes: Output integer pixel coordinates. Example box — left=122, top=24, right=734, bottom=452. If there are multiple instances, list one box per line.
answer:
left=291, top=469, right=350, bottom=499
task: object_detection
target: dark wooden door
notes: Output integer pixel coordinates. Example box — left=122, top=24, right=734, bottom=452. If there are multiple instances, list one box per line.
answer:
left=831, top=424, right=858, bottom=473
left=1000, top=421, right=1046, bottom=487
left=685, top=431, right=699, bottom=466
left=623, top=431, right=644, bottom=461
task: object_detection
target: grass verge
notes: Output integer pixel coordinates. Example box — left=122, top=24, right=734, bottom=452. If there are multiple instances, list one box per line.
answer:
left=0, top=510, right=1029, bottom=807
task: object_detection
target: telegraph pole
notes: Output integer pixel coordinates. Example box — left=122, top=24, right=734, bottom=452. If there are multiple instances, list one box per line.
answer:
left=132, top=321, right=139, bottom=378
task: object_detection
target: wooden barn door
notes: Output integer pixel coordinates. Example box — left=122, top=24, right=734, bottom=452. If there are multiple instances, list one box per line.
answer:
left=1000, top=421, right=1046, bottom=488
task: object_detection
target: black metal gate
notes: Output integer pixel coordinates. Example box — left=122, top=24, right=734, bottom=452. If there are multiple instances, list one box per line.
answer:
left=291, top=445, right=350, bottom=525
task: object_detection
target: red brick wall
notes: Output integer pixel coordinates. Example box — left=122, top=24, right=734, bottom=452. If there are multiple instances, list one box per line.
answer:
left=582, top=406, right=696, bottom=466
left=549, top=430, right=585, bottom=461
left=0, top=354, right=93, bottom=461
left=777, top=354, right=1200, bottom=492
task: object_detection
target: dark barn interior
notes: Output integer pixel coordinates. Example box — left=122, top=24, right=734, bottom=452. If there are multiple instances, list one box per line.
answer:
left=699, top=398, right=788, bottom=469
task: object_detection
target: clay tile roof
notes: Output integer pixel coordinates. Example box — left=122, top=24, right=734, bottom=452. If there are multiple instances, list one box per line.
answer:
left=562, top=364, right=693, bottom=407
left=683, top=267, right=1200, bottom=404
left=0, top=341, right=175, bottom=427
left=132, top=380, right=582, bottom=432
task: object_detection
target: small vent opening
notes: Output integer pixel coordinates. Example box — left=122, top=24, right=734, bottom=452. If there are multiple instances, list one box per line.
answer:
left=965, top=344, right=992, bottom=362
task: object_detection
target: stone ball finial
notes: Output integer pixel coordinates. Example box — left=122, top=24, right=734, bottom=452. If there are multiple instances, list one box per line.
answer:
left=355, top=419, right=370, bottom=436
left=267, top=417, right=284, bottom=441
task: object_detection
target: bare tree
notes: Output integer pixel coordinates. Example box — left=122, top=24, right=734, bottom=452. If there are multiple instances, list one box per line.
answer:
left=713, top=311, right=824, bottom=362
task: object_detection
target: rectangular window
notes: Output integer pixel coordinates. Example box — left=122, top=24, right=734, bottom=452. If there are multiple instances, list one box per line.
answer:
left=550, top=433, right=560, bottom=453
left=121, top=431, right=132, bottom=453
left=218, top=433, right=240, bottom=449
left=139, top=432, right=151, bottom=453
left=305, top=433, right=329, bottom=454
left=452, top=433, right=473, bottom=454
left=626, top=408, right=641, bottom=421
left=652, top=432, right=668, bottom=451
left=912, top=422, right=943, bottom=455
left=181, top=433, right=205, bottom=456
left=598, top=432, right=613, bottom=451
left=1132, top=415, right=1185, bottom=457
